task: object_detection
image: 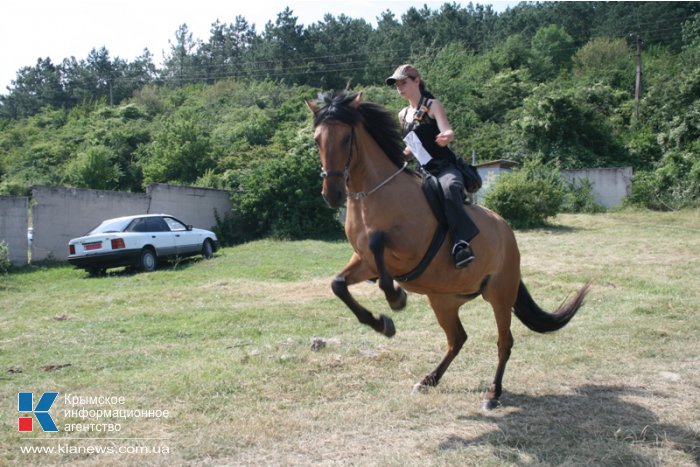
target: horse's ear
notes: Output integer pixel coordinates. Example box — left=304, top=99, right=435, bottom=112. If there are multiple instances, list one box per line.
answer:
left=351, top=92, right=363, bottom=108
left=305, top=99, right=320, bottom=113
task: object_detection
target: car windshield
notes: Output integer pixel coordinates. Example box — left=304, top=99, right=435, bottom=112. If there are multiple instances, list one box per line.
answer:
left=88, top=218, right=132, bottom=234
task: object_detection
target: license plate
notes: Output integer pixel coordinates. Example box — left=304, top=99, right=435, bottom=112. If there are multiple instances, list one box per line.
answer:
left=83, top=242, right=102, bottom=251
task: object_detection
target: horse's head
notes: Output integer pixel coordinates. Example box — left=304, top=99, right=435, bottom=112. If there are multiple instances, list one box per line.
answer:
left=307, top=92, right=408, bottom=208
left=307, top=93, right=363, bottom=208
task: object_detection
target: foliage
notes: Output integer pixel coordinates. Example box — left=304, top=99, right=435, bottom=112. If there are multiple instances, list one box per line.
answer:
left=628, top=149, right=700, bottom=211
left=573, top=37, right=634, bottom=89
left=139, top=109, right=214, bottom=185
left=0, top=240, right=10, bottom=273
left=483, top=156, right=564, bottom=228
left=561, top=178, right=605, bottom=213
left=529, top=24, right=576, bottom=82
left=232, top=128, right=342, bottom=242
left=66, top=146, right=121, bottom=189
left=515, top=84, right=627, bottom=167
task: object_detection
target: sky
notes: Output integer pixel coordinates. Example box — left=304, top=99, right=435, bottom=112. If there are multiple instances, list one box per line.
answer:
left=1, top=0, right=519, bottom=94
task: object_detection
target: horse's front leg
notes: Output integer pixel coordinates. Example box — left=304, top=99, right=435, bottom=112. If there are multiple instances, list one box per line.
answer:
left=332, top=252, right=396, bottom=337
left=368, top=231, right=407, bottom=311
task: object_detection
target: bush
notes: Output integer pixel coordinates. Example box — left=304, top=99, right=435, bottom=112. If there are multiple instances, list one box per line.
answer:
left=232, top=131, right=343, bottom=242
left=483, top=157, right=564, bottom=228
left=212, top=208, right=246, bottom=247
left=627, top=151, right=700, bottom=210
left=65, top=146, right=121, bottom=190
left=562, top=178, right=605, bottom=213
left=0, top=241, right=10, bottom=273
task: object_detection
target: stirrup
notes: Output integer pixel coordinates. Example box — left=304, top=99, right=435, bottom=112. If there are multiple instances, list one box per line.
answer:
left=452, top=241, right=475, bottom=269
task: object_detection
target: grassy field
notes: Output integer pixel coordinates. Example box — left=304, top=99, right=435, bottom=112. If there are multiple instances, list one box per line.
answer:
left=1, top=210, right=699, bottom=466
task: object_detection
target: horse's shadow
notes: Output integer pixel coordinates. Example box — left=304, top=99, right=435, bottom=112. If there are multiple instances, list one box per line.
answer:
left=443, top=385, right=699, bottom=465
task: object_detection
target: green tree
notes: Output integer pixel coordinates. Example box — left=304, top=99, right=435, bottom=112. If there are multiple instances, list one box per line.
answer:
left=0, top=58, right=66, bottom=119
left=256, top=8, right=308, bottom=83
left=364, top=11, right=408, bottom=84
left=529, top=24, right=575, bottom=81
left=140, top=109, right=213, bottom=186
left=516, top=85, right=626, bottom=167
left=304, top=14, right=372, bottom=89
left=66, top=145, right=121, bottom=189
left=162, top=24, right=202, bottom=85
left=573, top=37, right=634, bottom=88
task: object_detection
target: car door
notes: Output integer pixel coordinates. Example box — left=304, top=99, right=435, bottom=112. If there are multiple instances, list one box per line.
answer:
left=164, top=217, right=200, bottom=256
left=143, top=217, right=178, bottom=257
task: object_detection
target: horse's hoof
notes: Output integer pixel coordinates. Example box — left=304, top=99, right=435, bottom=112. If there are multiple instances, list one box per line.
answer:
left=380, top=314, right=395, bottom=338
left=389, top=288, right=407, bottom=311
left=481, top=398, right=500, bottom=410
left=412, top=383, right=429, bottom=395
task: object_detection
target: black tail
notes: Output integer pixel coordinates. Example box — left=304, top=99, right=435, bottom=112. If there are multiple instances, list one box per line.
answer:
left=513, top=280, right=591, bottom=333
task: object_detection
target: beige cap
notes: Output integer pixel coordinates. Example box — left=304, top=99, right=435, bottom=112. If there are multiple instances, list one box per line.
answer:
left=385, top=64, right=420, bottom=85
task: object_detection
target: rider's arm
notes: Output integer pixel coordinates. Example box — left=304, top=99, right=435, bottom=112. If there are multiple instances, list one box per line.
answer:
left=429, top=100, right=454, bottom=148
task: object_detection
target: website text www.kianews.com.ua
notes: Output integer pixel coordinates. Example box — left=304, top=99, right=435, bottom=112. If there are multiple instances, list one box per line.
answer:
left=20, top=443, right=170, bottom=455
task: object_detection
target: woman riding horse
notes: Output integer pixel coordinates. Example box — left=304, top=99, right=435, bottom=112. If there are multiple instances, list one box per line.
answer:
left=307, top=92, right=589, bottom=409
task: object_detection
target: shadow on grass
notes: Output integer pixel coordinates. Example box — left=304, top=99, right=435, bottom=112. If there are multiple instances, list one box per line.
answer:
left=444, top=385, right=698, bottom=465
left=83, top=256, right=213, bottom=278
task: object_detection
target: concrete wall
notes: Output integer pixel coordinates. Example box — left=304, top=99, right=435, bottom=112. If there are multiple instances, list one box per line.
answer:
left=0, top=196, right=29, bottom=266
left=32, top=186, right=150, bottom=262
left=29, top=184, right=232, bottom=262
left=147, top=184, right=232, bottom=231
left=561, top=167, right=632, bottom=209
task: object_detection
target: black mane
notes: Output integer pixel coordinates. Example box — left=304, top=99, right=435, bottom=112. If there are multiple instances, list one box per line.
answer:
left=312, top=93, right=407, bottom=170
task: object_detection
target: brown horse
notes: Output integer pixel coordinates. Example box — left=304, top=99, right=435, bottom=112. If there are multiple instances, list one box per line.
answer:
left=307, top=93, right=589, bottom=409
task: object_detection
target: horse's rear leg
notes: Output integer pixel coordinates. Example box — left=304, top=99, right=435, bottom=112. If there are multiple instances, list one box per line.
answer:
left=368, top=231, right=407, bottom=311
left=483, top=302, right=514, bottom=410
left=414, top=295, right=467, bottom=392
left=332, top=253, right=395, bottom=337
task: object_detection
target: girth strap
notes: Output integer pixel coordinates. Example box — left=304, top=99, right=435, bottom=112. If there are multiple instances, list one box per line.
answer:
left=393, top=223, right=447, bottom=283
left=393, top=171, right=448, bottom=283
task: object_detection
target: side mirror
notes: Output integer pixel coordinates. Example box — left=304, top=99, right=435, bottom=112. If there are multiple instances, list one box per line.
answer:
left=187, top=225, right=193, bottom=231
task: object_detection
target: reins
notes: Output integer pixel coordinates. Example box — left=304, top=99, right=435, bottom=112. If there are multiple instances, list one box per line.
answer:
left=347, top=162, right=408, bottom=200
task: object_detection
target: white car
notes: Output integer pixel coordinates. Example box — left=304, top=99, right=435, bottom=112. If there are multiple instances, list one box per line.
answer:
left=68, top=214, right=219, bottom=275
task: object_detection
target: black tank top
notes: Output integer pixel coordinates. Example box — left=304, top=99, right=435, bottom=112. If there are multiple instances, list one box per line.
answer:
left=402, top=96, right=456, bottom=164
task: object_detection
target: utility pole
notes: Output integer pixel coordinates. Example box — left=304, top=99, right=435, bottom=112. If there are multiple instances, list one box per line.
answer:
left=634, top=34, right=643, bottom=126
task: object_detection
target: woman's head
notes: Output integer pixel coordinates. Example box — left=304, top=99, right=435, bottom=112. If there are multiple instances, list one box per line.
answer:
left=385, top=64, right=421, bottom=86
left=385, top=64, right=434, bottom=100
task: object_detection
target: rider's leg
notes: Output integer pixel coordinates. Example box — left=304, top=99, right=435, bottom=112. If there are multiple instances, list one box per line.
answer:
left=437, top=166, right=479, bottom=268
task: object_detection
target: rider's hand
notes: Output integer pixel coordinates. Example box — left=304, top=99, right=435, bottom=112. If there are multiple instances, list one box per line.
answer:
left=435, top=131, right=453, bottom=147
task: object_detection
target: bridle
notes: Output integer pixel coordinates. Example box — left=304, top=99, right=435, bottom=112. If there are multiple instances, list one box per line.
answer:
left=320, top=126, right=407, bottom=201
left=320, top=128, right=355, bottom=182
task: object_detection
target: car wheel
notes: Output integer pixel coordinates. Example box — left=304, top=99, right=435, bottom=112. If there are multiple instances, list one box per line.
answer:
left=202, top=239, right=214, bottom=259
left=140, top=248, right=157, bottom=272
